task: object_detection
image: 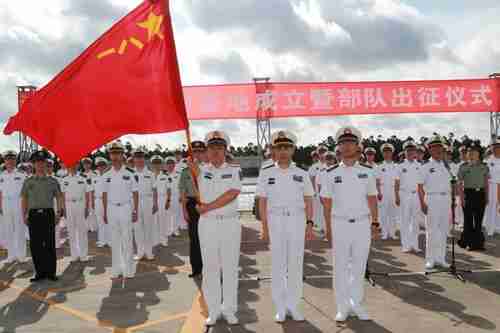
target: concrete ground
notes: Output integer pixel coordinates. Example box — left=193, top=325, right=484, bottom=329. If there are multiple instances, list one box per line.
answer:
left=1, top=213, right=500, bottom=333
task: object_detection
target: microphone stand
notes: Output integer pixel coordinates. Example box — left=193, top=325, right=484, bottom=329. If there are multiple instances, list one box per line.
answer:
left=425, top=163, right=472, bottom=282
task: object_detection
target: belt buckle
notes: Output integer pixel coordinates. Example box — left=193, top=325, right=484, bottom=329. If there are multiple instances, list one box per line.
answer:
left=116, top=203, right=122, bottom=207
left=37, top=209, right=44, bottom=213
left=475, top=188, right=480, bottom=192
left=348, top=219, right=356, bottom=223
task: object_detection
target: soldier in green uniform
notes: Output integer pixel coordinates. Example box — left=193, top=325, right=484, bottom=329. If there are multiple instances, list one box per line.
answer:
left=457, top=143, right=489, bottom=251
left=179, top=141, right=208, bottom=278
left=21, top=150, right=64, bottom=282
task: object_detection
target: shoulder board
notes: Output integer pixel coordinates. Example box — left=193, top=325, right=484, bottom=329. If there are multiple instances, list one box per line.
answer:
left=126, top=167, right=135, bottom=173
left=296, top=165, right=307, bottom=171
left=327, top=164, right=340, bottom=173
left=422, top=160, right=430, bottom=165
left=359, top=163, right=373, bottom=169
left=262, top=164, right=275, bottom=170
left=162, top=171, right=168, bottom=175
left=229, top=163, right=240, bottom=167
left=80, top=173, right=87, bottom=178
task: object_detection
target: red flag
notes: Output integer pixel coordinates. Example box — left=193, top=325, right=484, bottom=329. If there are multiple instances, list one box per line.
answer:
left=4, top=0, right=188, bottom=165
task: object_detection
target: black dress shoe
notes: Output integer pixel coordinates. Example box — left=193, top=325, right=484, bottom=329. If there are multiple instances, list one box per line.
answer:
left=47, top=276, right=59, bottom=282
left=189, top=272, right=202, bottom=278
left=30, top=276, right=45, bottom=283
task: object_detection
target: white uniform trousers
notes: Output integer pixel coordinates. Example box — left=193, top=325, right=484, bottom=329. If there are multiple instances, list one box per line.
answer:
left=168, top=200, right=182, bottom=235
left=454, top=195, right=464, bottom=227
left=109, top=203, right=135, bottom=278
left=157, top=195, right=169, bottom=244
left=95, top=199, right=111, bottom=245
left=483, top=184, right=499, bottom=236
left=380, top=187, right=398, bottom=238
left=268, top=209, right=306, bottom=313
left=199, top=215, right=241, bottom=317
left=66, top=200, right=88, bottom=259
left=313, top=195, right=324, bottom=231
left=332, top=216, right=371, bottom=314
left=399, top=191, right=420, bottom=250
left=86, top=210, right=98, bottom=232
left=426, top=194, right=450, bottom=265
left=133, top=196, right=154, bottom=258
left=3, top=198, right=26, bottom=261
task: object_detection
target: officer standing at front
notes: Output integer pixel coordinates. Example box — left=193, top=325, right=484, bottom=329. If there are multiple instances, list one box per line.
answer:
left=321, top=126, right=379, bottom=322
left=0, top=151, right=27, bottom=264
left=179, top=140, right=207, bottom=279
left=483, top=139, right=500, bottom=236
left=417, top=135, right=452, bottom=270
left=257, top=130, right=314, bottom=323
left=457, top=143, right=489, bottom=251
left=395, top=141, right=422, bottom=253
left=61, top=164, right=92, bottom=262
left=102, top=142, right=140, bottom=281
left=196, top=131, right=242, bottom=327
left=21, top=150, right=64, bottom=282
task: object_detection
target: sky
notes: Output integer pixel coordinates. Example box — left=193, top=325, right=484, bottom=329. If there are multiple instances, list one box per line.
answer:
left=0, top=0, right=499, bottom=151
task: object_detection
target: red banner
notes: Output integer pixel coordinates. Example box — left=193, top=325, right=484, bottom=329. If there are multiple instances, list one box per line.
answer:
left=184, top=78, right=500, bottom=120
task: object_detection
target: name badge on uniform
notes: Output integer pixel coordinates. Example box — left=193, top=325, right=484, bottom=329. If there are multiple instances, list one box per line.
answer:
left=221, top=174, right=233, bottom=179
left=160, top=177, right=166, bottom=181
left=358, top=173, right=368, bottom=179
left=204, top=172, right=213, bottom=180
left=268, top=177, right=276, bottom=185
left=14, top=177, right=22, bottom=181
left=78, top=181, right=85, bottom=185
left=293, top=175, right=303, bottom=183
left=123, top=175, right=130, bottom=180
left=334, top=176, right=342, bottom=183
left=402, top=168, right=407, bottom=173
left=429, top=168, right=435, bottom=173
left=64, top=181, right=69, bottom=186
left=145, top=175, right=151, bottom=179
left=106, top=178, right=111, bottom=183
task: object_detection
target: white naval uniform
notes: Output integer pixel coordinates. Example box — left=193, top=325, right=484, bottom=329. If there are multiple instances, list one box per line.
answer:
left=198, top=163, right=242, bottom=318
left=375, top=161, right=399, bottom=239
left=61, top=174, right=91, bottom=260
left=93, top=173, right=111, bottom=246
left=395, top=160, right=421, bottom=251
left=484, top=157, right=500, bottom=235
left=308, top=162, right=325, bottom=232
left=0, top=170, right=27, bottom=262
left=154, top=172, right=171, bottom=245
left=53, top=175, right=65, bottom=248
left=320, top=162, right=377, bottom=314
left=134, top=168, right=157, bottom=259
left=256, top=163, right=314, bottom=314
left=418, top=159, right=452, bottom=266
left=103, top=166, right=139, bottom=278
left=83, top=171, right=98, bottom=232
left=166, top=171, right=182, bottom=235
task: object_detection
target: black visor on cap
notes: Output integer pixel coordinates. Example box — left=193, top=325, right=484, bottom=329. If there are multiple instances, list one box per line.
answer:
left=338, top=134, right=359, bottom=143
left=207, top=138, right=227, bottom=145
left=273, top=137, right=294, bottom=145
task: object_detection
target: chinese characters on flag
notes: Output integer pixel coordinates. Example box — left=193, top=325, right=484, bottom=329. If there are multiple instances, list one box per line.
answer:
left=183, top=78, right=499, bottom=120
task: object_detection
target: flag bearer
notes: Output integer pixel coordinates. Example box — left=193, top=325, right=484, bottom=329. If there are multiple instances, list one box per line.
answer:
left=197, top=131, right=242, bottom=327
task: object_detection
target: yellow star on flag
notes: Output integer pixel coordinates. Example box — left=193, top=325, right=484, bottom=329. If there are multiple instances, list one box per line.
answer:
left=137, top=11, right=164, bottom=41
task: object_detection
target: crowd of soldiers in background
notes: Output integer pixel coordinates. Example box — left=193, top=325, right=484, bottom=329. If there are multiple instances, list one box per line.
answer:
left=0, top=132, right=485, bottom=174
